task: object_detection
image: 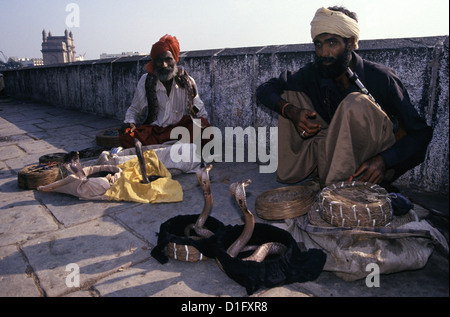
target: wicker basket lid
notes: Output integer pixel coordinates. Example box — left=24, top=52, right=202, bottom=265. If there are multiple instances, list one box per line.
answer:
left=18, top=163, right=65, bottom=190
left=255, top=183, right=318, bottom=220
left=318, top=181, right=393, bottom=228
left=96, top=128, right=121, bottom=147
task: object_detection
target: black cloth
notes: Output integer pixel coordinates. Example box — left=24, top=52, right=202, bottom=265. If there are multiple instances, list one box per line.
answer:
left=151, top=216, right=327, bottom=295
left=150, top=215, right=225, bottom=264
left=256, top=52, right=433, bottom=180
left=390, top=193, right=415, bottom=216
left=214, top=223, right=326, bottom=295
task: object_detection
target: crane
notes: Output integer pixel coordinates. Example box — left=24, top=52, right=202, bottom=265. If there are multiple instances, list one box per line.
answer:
left=0, top=51, right=8, bottom=63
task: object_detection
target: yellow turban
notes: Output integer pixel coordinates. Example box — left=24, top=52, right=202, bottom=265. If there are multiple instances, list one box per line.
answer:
left=310, top=7, right=360, bottom=49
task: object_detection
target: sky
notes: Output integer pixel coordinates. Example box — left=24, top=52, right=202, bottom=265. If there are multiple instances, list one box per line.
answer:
left=1, top=0, right=449, bottom=61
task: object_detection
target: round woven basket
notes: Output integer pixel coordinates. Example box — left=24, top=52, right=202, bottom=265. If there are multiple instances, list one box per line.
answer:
left=308, top=202, right=416, bottom=229
left=255, top=185, right=316, bottom=220
left=318, top=181, right=393, bottom=228
left=18, top=163, right=66, bottom=190
left=96, top=128, right=121, bottom=147
left=165, top=242, right=209, bottom=262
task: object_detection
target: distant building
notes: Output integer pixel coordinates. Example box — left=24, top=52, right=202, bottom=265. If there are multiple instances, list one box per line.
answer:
left=100, top=52, right=145, bottom=59
left=11, top=57, right=44, bottom=67
left=41, top=29, right=76, bottom=65
left=74, top=55, right=84, bottom=62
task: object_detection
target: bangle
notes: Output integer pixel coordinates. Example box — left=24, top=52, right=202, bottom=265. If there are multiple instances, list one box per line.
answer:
left=281, top=103, right=291, bottom=118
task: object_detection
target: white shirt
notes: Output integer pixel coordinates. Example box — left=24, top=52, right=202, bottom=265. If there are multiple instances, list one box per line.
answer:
left=124, top=73, right=208, bottom=127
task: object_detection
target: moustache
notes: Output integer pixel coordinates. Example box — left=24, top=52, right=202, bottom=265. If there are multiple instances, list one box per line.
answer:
left=156, top=66, right=174, bottom=74
left=316, top=56, right=337, bottom=65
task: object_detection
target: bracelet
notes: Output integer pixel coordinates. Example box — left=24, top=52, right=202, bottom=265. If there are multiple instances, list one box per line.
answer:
left=281, top=103, right=291, bottom=118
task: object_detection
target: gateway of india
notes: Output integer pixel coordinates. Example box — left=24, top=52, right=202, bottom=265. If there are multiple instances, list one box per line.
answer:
left=41, top=29, right=76, bottom=65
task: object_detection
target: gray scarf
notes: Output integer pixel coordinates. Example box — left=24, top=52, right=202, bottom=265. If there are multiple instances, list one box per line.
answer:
left=144, top=67, right=198, bottom=124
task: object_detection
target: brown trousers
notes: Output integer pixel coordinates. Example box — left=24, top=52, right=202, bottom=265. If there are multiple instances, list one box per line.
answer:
left=277, top=91, right=396, bottom=186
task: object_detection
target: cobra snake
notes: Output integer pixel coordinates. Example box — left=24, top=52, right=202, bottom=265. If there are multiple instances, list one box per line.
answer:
left=134, top=141, right=214, bottom=239
left=184, top=164, right=215, bottom=239
left=228, top=180, right=287, bottom=263
left=134, top=138, right=150, bottom=184
left=135, top=141, right=214, bottom=239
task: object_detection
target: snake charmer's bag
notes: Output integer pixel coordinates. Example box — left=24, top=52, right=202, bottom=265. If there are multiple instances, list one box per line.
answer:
left=292, top=205, right=448, bottom=281
left=37, top=165, right=122, bottom=200
left=97, top=143, right=201, bottom=175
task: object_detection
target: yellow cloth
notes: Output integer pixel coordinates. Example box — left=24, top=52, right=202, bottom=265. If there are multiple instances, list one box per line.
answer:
left=105, top=150, right=183, bottom=204
left=310, top=7, right=360, bottom=49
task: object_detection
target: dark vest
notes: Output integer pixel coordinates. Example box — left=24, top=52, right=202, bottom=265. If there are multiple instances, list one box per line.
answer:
left=144, top=67, right=198, bottom=124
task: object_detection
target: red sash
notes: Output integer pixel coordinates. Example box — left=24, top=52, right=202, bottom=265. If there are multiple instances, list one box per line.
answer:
left=119, top=115, right=211, bottom=149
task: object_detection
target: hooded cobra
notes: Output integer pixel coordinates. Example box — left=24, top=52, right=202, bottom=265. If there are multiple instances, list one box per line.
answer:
left=184, top=164, right=214, bottom=239
left=134, top=138, right=150, bottom=184
left=228, top=180, right=287, bottom=263
left=134, top=139, right=214, bottom=238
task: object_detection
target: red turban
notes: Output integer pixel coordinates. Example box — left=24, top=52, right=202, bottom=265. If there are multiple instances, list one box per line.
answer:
left=145, top=34, right=180, bottom=73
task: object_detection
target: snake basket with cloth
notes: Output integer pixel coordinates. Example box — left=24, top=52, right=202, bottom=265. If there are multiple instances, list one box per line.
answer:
left=318, top=181, right=393, bottom=227
left=150, top=165, right=225, bottom=263
left=37, top=165, right=122, bottom=201
left=291, top=181, right=449, bottom=282
left=255, top=184, right=316, bottom=220
left=151, top=215, right=225, bottom=263
left=18, top=163, right=66, bottom=190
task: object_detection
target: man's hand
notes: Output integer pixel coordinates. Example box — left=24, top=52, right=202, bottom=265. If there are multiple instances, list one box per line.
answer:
left=118, top=123, right=136, bottom=135
left=351, top=155, right=386, bottom=184
left=283, top=103, right=322, bottom=138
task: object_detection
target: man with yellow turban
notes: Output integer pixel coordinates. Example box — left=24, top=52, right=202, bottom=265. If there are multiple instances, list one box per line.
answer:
left=257, top=6, right=432, bottom=190
left=119, top=34, right=210, bottom=148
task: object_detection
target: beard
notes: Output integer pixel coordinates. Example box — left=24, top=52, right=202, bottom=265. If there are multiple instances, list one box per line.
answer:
left=154, top=64, right=178, bottom=82
left=315, top=44, right=351, bottom=79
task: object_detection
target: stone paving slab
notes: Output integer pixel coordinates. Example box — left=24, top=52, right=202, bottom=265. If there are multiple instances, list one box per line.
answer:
left=0, top=201, right=59, bottom=246
left=0, top=144, right=25, bottom=161
left=92, top=258, right=250, bottom=297
left=0, top=245, right=42, bottom=297
left=34, top=191, right=137, bottom=228
left=20, top=217, right=151, bottom=297
left=16, top=139, right=65, bottom=156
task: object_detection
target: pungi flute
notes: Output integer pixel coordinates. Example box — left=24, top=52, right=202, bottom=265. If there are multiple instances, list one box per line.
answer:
left=346, top=67, right=383, bottom=111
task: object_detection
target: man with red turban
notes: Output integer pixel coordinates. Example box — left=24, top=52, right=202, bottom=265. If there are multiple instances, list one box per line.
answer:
left=119, top=34, right=210, bottom=148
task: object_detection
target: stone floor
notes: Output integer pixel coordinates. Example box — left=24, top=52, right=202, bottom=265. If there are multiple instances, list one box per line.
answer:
left=0, top=98, right=448, bottom=299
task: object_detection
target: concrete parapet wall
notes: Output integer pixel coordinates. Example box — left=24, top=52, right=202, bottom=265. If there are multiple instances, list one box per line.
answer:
left=2, top=36, right=448, bottom=192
